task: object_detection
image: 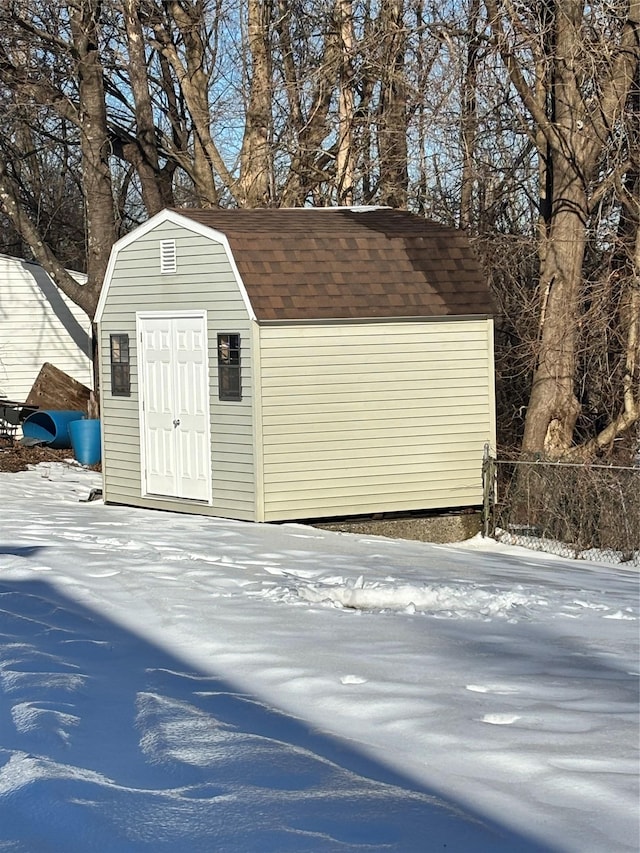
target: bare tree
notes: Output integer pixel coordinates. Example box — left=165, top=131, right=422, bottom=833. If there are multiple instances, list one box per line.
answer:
left=376, top=0, right=408, bottom=206
left=6, top=0, right=633, bottom=465
left=484, top=0, right=640, bottom=457
left=120, top=0, right=174, bottom=214
left=0, top=0, right=116, bottom=318
left=335, top=0, right=357, bottom=204
left=237, top=0, right=274, bottom=206
left=459, top=0, right=481, bottom=230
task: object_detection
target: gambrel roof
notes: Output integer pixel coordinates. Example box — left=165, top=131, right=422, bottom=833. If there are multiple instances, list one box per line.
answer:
left=173, top=207, right=493, bottom=321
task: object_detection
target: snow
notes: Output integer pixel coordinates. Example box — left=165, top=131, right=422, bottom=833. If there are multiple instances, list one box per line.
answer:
left=0, top=461, right=638, bottom=852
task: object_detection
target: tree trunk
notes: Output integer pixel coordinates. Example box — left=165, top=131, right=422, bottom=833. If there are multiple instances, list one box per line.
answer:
left=279, top=30, right=341, bottom=206
left=122, top=0, right=173, bottom=214
left=460, top=0, right=480, bottom=230
left=377, top=0, right=408, bottom=208
left=521, top=180, right=585, bottom=455
left=490, top=0, right=640, bottom=456
left=70, top=0, right=116, bottom=318
left=522, top=0, right=594, bottom=455
left=237, top=0, right=273, bottom=207
left=336, top=0, right=356, bottom=204
left=152, top=1, right=230, bottom=205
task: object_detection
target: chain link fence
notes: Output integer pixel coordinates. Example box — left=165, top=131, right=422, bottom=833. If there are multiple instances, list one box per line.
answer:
left=482, top=450, right=640, bottom=566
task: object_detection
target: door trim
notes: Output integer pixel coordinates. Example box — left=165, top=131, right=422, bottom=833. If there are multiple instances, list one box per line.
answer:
left=136, top=310, right=213, bottom=504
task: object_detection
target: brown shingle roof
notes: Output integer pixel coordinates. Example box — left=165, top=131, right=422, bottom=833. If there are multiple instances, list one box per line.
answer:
left=175, top=207, right=493, bottom=321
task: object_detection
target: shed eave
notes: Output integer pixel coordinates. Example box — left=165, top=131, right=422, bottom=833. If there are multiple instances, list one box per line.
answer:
left=255, top=313, right=494, bottom=325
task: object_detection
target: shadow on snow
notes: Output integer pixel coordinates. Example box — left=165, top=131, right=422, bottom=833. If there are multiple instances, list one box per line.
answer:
left=0, top=577, right=553, bottom=853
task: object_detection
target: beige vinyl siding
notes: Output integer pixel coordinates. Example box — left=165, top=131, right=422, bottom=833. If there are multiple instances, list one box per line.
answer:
left=0, top=255, right=91, bottom=401
left=99, top=223, right=256, bottom=519
left=258, top=320, right=495, bottom=521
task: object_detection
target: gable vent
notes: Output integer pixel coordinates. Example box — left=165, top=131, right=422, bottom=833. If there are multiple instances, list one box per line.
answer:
left=160, top=239, right=177, bottom=274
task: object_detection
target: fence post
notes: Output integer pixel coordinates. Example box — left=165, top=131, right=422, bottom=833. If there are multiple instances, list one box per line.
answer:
left=481, top=443, right=496, bottom=538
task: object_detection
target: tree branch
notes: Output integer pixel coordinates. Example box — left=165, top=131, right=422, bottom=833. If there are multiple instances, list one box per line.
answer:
left=0, top=158, right=95, bottom=318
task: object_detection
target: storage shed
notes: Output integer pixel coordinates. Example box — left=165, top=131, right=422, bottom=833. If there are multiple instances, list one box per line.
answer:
left=95, top=207, right=496, bottom=522
left=0, top=254, right=92, bottom=401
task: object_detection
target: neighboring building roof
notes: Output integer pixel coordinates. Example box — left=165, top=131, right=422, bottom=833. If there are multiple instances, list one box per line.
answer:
left=174, top=207, right=493, bottom=321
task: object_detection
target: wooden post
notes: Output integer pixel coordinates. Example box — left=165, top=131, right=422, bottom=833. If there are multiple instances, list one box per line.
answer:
left=482, top=443, right=496, bottom=538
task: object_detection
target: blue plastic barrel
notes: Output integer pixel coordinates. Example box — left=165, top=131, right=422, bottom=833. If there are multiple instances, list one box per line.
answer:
left=23, top=410, right=84, bottom=449
left=69, top=418, right=101, bottom=466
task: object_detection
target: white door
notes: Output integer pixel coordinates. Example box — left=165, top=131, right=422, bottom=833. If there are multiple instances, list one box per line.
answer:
left=138, top=313, right=211, bottom=502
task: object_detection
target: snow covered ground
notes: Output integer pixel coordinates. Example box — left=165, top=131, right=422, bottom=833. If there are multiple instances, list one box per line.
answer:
left=0, top=461, right=638, bottom=852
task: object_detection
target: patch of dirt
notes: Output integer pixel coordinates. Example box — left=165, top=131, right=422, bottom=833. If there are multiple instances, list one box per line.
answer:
left=0, top=440, right=100, bottom=473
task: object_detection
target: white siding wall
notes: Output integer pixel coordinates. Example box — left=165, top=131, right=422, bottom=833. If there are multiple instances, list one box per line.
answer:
left=258, top=320, right=496, bottom=521
left=0, top=255, right=91, bottom=400
left=99, top=221, right=256, bottom=519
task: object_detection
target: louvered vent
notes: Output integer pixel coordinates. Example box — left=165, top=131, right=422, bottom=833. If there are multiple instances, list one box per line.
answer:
left=160, top=239, right=177, bottom=274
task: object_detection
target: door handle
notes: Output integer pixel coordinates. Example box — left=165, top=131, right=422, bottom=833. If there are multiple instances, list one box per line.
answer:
left=173, top=418, right=180, bottom=428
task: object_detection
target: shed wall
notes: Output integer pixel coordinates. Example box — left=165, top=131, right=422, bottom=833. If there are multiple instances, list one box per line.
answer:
left=0, top=255, right=91, bottom=400
left=98, top=221, right=256, bottom=519
left=258, top=319, right=495, bottom=521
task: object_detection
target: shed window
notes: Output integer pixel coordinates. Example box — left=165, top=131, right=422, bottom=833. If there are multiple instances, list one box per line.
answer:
left=160, top=239, right=177, bottom=273
left=217, top=333, right=241, bottom=401
left=110, top=334, right=131, bottom=396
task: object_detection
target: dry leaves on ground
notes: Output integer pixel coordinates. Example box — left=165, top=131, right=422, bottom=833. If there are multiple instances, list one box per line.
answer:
left=0, top=441, right=87, bottom=473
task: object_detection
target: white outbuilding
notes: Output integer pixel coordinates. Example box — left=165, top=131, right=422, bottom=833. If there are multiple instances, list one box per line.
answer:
left=0, top=253, right=92, bottom=402
left=95, top=207, right=496, bottom=522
